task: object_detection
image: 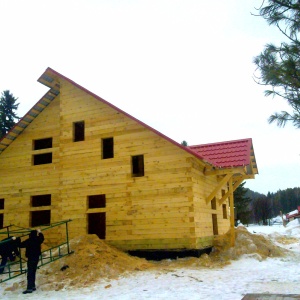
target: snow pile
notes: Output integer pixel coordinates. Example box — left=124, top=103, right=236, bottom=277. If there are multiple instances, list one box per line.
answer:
left=270, top=215, right=283, bottom=224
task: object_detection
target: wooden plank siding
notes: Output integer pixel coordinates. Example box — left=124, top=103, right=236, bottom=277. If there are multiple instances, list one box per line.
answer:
left=0, top=76, right=231, bottom=251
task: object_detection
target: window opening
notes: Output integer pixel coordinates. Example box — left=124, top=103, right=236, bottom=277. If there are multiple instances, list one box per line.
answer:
left=33, top=138, right=53, bottom=150
left=102, top=138, right=114, bottom=159
left=31, top=195, right=51, bottom=207
left=132, top=155, right=144, bottom=177
left=33, top=153, right=52, bottom=165
left=0, top=214, right=3, bottom=229
left=0, top=198, right=4, bottom=210
left=222, top=204, right=228, bottom=219
left=30, top=194, right=51, bottom=227
left=73, top=121, right=85, bottom=142
left=211, top=197, right=216, bottom=210
left=88, top=195, right=106, bottom=208
left=31, top=210, right=51, bottom=227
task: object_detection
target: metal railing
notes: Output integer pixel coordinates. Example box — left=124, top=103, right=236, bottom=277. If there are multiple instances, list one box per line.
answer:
left=0, top=219, right=73, bottom=283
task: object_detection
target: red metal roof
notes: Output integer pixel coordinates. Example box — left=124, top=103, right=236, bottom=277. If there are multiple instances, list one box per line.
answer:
left=189, top=138, right=253, bottom=168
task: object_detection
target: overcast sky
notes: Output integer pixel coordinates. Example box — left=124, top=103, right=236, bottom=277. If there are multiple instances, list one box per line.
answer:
left=1, top=0, right=299, bottom=195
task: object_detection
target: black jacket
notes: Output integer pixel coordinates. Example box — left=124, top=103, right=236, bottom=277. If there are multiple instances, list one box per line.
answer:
left=0, top=237, right=20, bottom=258
left=20, top=230, right=44, bottom=260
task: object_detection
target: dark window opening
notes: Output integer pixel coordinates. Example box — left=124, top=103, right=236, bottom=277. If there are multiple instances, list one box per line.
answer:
left=33, top=138, right=53, bottom=150
left=221, top=189, right=226, bottom=198
left=73, top=121, right=85, bottom=142
left=33, top=153, right=52, bottom=165
left=212, top=214, right=218, bottom=235
left=211, top=197, right=216, bottom=210
left=0, top=214, right=3, bottom=229
left=88, top=195, right=106, bottom=208
left=222, top=204, right=228, bottom=219
left=88, top=212, right=106, bottom=239
left=31, top=210, right=51, bottom=227
left=132, top=155, right=144, bottom=177
left=102, top=138, right=114, bottom=159
left=31, top=194, right=51, bottom=207
left=0, top=199, right=4, bottom=210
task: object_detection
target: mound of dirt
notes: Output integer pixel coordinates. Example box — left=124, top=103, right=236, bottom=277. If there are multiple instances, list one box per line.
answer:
left=35, top=235, right=154, bottom=291
left=8, top=226, right=292, bottom=292
left=211, top=226, right=287, bottom=262
left=153, top=226, right=289, bottom=271
left=271, top=233, right=299, bottom=245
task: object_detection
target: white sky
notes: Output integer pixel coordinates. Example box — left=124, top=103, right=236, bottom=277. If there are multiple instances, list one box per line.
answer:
left=0, top=0, right=299, bottom=194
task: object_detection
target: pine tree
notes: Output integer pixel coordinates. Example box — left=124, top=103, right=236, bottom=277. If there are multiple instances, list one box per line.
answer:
left=0, top=90, right=20, bottom=139
left=181, top=140, right=188, bottom=146
left=234, top=182, right=252, bottom=225
left=253, top=1, right=300, bottom=128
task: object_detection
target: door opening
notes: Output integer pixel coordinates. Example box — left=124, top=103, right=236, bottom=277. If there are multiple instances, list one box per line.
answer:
left=88, top=212, right=106, bottom=239
left=212, top=214, right=218, bottom=235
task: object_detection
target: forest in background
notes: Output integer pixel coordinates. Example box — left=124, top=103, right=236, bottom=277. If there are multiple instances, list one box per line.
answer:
left=235, top=185, right=300, bottom=226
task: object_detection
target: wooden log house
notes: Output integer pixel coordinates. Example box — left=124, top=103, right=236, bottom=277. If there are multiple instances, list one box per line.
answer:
left=0, top=68, right=258, bottom=255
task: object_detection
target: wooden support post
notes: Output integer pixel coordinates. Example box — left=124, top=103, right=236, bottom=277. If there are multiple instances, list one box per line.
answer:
left=206, top=173, right=232, bottom=204
left=229, top=176, right=235, bottom=247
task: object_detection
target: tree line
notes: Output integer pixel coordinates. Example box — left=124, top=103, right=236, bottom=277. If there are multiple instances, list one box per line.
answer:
left=234, top=183, right=300, bottom=225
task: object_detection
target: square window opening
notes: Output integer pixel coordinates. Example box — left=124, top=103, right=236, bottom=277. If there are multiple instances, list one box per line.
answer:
left=33, top=153, right=52, bottom=165
left=102, top=138, right=114, bottom=159
left=73, top=121, right=85, bottom=142
left=31, top=210, right=51, bottom=227
left=31, top=194, right=51, bottom=207
left=33, top=138, right=53, bottom=150
left=132, top=155, right=144, bottom=177
left=88, top=195, right=106, bottom=208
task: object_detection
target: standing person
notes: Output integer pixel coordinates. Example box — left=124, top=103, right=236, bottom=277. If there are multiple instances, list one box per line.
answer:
left=20, top=229, right=44, bottom=294
left=0, top=236, right=20, bottom=274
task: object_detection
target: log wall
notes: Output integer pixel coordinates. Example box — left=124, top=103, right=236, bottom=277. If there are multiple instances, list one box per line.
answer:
left=0, top=78, right=230, bottom=250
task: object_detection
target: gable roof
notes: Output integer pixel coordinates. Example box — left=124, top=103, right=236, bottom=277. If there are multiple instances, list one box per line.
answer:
left=189, top=138, right=258, bottom=174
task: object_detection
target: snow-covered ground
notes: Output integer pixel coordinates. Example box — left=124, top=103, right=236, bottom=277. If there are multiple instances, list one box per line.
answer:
left=1, top=220, right=300, bottom=300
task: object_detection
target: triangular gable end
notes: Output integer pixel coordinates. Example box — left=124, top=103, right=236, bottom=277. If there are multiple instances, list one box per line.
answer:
left=0, top=67, right=213, bottom=167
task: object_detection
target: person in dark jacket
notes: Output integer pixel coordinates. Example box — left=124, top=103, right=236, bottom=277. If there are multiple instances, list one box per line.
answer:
left=20, top=229, right=44, bottom=294
left=0, top=236, right=20, bottom=274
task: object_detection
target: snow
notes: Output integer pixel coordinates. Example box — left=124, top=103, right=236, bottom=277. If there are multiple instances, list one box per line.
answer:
left=287, top=209, right=299, bottom=216
left=2, top=221, right=300, bottom=299
left=270, top=215, right=283, bottom=225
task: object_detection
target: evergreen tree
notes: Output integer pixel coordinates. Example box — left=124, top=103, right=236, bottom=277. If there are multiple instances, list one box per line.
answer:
left=253, top=1, right=300, bottom=128
left=234, top=182, right=252, bottom=225
left=0, top=90, right=19, bottom=139
left=181, top=140, right=188, bottom=146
